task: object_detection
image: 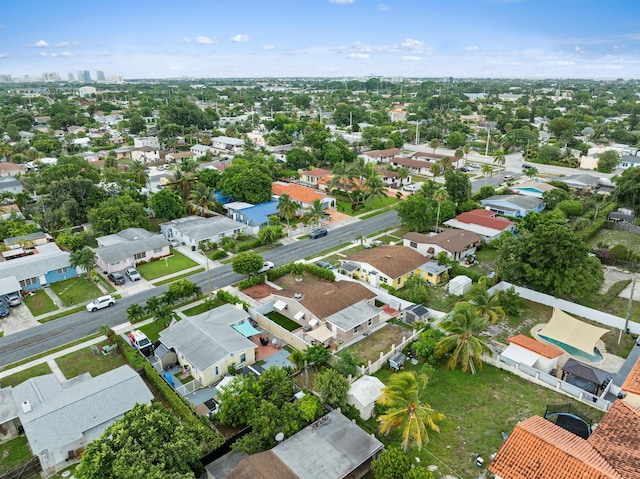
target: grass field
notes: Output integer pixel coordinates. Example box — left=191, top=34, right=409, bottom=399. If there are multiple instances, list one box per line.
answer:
left=49, top=277, right=103, bottom=306
left=335, top=195, right=398, bottom=217
left=0, top=362, right=52, bottom=388
left=136, top=251, right=198, bottom=280
left=182, top=298, right=223, bottom=316
left=55, top=342, right=127, bottom=379
left=23, top=289, right=58, bottom=316
left=369, top=361, right=605, bottom=479
left=344, top=323, right=413, bottom=364
left=0, top=436, right=32, bottom=474
left=590, top=228, right=640, bottom=253
left=138, top=320, right=170, bottom=342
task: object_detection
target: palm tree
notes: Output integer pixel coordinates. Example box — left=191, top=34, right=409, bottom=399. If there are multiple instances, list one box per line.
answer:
left=303, top=199, right=326, bottom=226
left=429, top=138, right=440, bottom=154
left=433, top=188, right=449, bottom=232
left=364, top=170, right=387, bottom=208
left=435, top=302, right=492, bottom=374
left=128, top=160, right=149, bottom=187
left=454, top=148, right=464, bottom=169
left=171, top=170, right=193, bottom=202
left=329, top=160, right=356, bottom=204
left=144, top=296, right=162, bottom=318
left=523, top=166, right=538, bottom=180
left=377, top=371, right=445, bottom=452
left=189, top=182, right=215, bottom=216
left=396, top=166, right=410, bottom=186
left=463, top=144, right=471, bottom=161
left=126, top=304, right=146, bottom=323
left=481, top=163, right=494, bottom=186
left=277, top=193, right=299, bottom=229
left=467, top=283, right=506, bottom=324
left=70, top=247, right=95, bottom=279
left=180, top=158, right=199, bottom=174
left=430, top=162, right=443, bottom=180
left=493, top=149, right=506, bottom=167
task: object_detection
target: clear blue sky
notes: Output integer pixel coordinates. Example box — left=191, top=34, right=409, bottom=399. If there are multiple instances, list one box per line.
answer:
left=2, top=0, right=640, bottom=80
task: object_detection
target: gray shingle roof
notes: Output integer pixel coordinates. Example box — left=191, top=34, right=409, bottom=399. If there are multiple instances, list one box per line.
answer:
left=11, top=365, right=153, bottom=458
left=161, top=215, right=245, bottom=242
left=94, top=235, right=169, bottom=264
left=325, top=300, right=381, bottom=331
left=159, top=304, right=257, bottom=371
left=483, top=194, right=543, bottom=209
left=0, top=246, right=71, bottom=281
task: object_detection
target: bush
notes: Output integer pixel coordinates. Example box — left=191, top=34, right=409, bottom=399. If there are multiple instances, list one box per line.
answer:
left=209, top=249, right=228, bottom=260
left=216, top=289, right=248, bottom=308
left=266, top=262, right=335, bottom=281
left=576, top=202, right=617, bottom=240
left=237, top=239, right=262, bottom=252
left=238, top=274, right=266, bottom=290
left=610, top=244, right=630, bottom=261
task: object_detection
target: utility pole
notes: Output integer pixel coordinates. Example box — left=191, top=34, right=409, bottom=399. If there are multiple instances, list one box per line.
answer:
left=485, top=127, right=491, bottom=156
left=619, top=278, right=636, bottom=344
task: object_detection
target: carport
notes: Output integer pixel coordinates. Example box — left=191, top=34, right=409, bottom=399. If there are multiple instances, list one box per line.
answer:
left=0, top=276, right=21, bottom=296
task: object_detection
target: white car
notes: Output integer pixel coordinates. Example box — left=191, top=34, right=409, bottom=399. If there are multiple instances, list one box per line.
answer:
left=403, top=184, right=417, bottom=192
left=125, top=267, right=141, bottom=281
left=258, top=261, right=275, bottom=274
left=86, top=294, right=116, bottom=312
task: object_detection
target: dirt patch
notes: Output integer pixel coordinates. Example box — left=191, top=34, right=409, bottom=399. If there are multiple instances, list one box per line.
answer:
left=345, top=323, right=413, bottom=364
left=242, top=283, right=278, bottom=300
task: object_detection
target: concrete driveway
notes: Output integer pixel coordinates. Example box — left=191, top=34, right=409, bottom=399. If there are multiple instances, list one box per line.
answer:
left=0, top=302, right=40, bottom=335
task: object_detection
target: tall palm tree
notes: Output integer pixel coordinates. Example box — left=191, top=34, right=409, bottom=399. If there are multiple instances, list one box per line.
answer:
left=493, top=149, right=506, bottom=167
left=377, top=371, right=445, bottom=452
left=364, top=170, right=387, bottom=208
left=70, top=248, right=95, bottom=279
left=433, top=188, right=449, bottom=232
left=435, top=302, right=492, bottom=374
left=171, top=170, right=193, bottom=202
left=277, top=193, right=299, bottom=229
left=463, top=144, right=471, bottom=161
left=329, top=160, right=356, bottom=204
left=467, top=283, right=506, bottom=324
left=481, top=163, right=494, bottom=186
left=440, top=156, right=452, bottom=171
left=396, top=166, right=410, bottom=186
left=303, top=199, right=326, bottom=226
left=189, top=182, right=215, bottom=216
left=128, top=160, right=149, bottom=187
left=430, top=162, right=443, bottom=180
left=180, top=158, right=199, bottom=174
left=429, top=138, right=440, bottom=154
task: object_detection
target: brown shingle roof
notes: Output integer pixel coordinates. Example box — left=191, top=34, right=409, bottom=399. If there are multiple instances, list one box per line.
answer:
left=403, top=229, right=482, bottom=254
left=276, top=278, right=375, bottom=320
left=588, top=400, right=640, bottom=479
left=507, top=334, right=564, bottom=359
left=489, top=416, right=623, bottom=479
left=344, top=245, right=427, bottom=279
left=621, top=356, right=640, bottom=396
left=226, top=451, right=297, bottom=479
left=361, top=148, right=402, bottom=158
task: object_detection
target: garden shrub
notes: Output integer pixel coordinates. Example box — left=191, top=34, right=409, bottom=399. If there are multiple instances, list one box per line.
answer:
left=209, top=249, right=228, bottom=260
left=238, top=274, right=266, bottom=290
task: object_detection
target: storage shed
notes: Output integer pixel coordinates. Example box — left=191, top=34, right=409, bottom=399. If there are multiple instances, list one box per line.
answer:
left=347, top=375, right=385, bottom=420
left=448, top=275, right=472, bottom=296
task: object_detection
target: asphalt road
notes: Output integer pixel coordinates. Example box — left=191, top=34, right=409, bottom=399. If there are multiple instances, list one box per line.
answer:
left=0, top=210, right=398, bottom=367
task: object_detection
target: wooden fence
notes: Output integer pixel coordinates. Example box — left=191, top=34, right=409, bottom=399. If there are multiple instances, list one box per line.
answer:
left=0, top=457, right=41, bottom=479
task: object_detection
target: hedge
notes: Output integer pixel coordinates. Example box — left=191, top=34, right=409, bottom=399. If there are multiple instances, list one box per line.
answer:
left=238, top=274, right=266, bottom=290
left=576, top=202, right=617, bottom=240
left=266, top=262, right=335, bottom=282
left=216, top=289, right=249, bottom=308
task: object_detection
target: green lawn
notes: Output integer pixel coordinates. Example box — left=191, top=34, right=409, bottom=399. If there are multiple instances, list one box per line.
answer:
left=266, top=311, right=300, bottom=331
left=136, top=251, right=199, bottom=280
left=139, top=319, right=174, bottom=342
left=475, top=246, right=500, bottom=264
left=589, top=228, right=640, bottom=253
left=23, top=290, right=58, bottom=316
left=55, top=342, right=127, bottom=379
left=182, top=298, right=223, bottom=316
left=0, top=362, right=52, bottom=388
left=0, top=436, right=32, bottom=474
left=49, top=277, right=103, bottom=306
left=335, top=195, right=398, bottom=217
left=370, top=361, right=605, bottom=479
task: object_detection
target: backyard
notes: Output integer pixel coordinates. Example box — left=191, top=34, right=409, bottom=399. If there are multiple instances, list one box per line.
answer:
left=590, top=228, right=640, bottom=254
left=0, top=436, right=32, bottom=474
left=344, top=322, right=414, bottom=365
left=49, top=277, right=103, bottom=306
left=335, top=195, right=398, bottom=216
left=136, top=250, right=198, bottom=280
left=266, top=311, right=300, bottom=331
left=23, top=289, right=58, bottom=316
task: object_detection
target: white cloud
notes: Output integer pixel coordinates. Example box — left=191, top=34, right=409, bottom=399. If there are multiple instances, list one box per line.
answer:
left=329, top=0, right=354, bottom=4
left=195, top=36, right=217, bottom=45
left=400, top=38, right=423, bottom=50
left=51, top=51, right=75, bottom=57
left=262, top=44, right=276, bottom=51
left=55, top=41, right=78, bottom=48
left=402, top=56, right=422, bottom=61
left=183, top=37, right=191, bottom=43
left=575, top=46, right=586, bottom=53
left=33, top=40, right=49, bottom=48
left=230, top=34, right=250, bottom=43
left=377, top=3, right=389, bottom=11
left=612, top=44, right=623, bottom=50
left=348, top=53, right=369, bottom=59
left=464, top=45, right=479, bottom=52
left=0, top=53, right=8, bottom=58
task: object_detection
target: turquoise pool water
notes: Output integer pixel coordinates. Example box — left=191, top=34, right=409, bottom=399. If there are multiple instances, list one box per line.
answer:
left=538, top=334, right=603, bottom=363
left=516, top=187, right=543, bottom=194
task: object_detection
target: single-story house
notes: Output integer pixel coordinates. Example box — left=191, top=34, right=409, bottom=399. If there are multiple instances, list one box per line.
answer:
left=299, top=168, right=331, bottom=188
left=223, top=200, right=279, bottom=234
left=359, top=148, right=402, bottom=165
left=0, top=162, right=26, bottom=177
left=208, top=410, right=384, bottom=479
left=510, top=180, right=557, bottom=198
left=165, top=151, right=195, bottom=163
left=500, top=334, right=564, bottom=374
left=444, top=209, right=516, bottom=242
left=417, top=260, right=451, bottom=285
left=403, top=229, right=481, bottom=261
left=4, top=231, right=53, bottom=250
left=403, top=303, right=431, bottom=324
left=618, top=154, right=640, bottom=170
left=131, top=145, right=160, bottom=163
left=0, top=243, right=76, bottom=292
left=551, top=174, right=600, bottom=191
left=133, top=137, right=160, bottom=149
left=272, top=278, right=380, bottom=345
left=190, top=144, right=213, bottom=157
left=489, top=400, right=640, bottom=479
left=94, top=228, right=170, bottom=274
left=272, top=182, right=336, bottom=211
left=389, top=156, right=434, bottom=175
left=341, top=245, right=433, bottom=289
left=6, top=365, right=153, bottom=474
left=160, top=215, right=250, bottom=249
left=158, top=303, right=258, bottom=387
left=211, top=136, right=244, bottom=153
left=480, top=195, right=545, bottom=218
left=347, top=375, right=385, bottom=420
left=377, top=168, right=412, bottom=188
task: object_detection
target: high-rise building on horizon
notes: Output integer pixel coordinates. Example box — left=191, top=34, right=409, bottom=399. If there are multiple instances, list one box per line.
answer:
left=82, top=70, right=91, bottom=83
left=42, top=72, right=61, bottom=82
left=96, top=71, right=105, bottom=82
left=68, top=72, right=75, bottom=82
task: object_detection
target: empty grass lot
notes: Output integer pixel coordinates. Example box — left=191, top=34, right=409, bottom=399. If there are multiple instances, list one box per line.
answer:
left=23, top=289, right=58, bottom=316
left=589, top=228, right=640, bottom=254
left=370, top=361, right=605, bottom=479
left=136, top=251, right=198, bottom=280
left=49, top=277, right=102, bottom=306
left=0, top=362, right=52, bottom=388
left=55, top=341, right=126, bottom=379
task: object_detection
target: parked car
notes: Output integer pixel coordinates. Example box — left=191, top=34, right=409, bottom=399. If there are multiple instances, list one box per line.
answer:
left=469, top=162, right=481, bottom=168
left=402, top=184, right=417, bottom=192
left=0, top=298, right=9, bottom=318
left=503, top=174, right=514, bottom=180
left=309, top=228, right=328, bottom=239
left=129, top=330, right=153, bottom=355
left=125, top=267, right=141, bottom=281
left=86, top=294, right=116, bottom=312
left=460, top=167, right=470, bottom=172
left=169, top=238, right=180, bottom=248
left=315, top=260, right=334, bottom=270
left=107, top=272, right=126, bottom=285
left=2, top=291, right=22, bottom=307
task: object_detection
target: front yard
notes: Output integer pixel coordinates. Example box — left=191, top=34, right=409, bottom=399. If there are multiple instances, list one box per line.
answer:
left=23, top=289, right=58, bottom=316
left=55, top=342, right=127, bottom=379
left=136, top=250, right=199, bottom=280
left=49, top=277, right=103, bottom=306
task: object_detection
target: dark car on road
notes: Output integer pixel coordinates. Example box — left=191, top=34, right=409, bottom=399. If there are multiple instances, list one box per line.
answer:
left=309, top=228, right=328, bottom=239
left=107, top=272, right=126, bottom=285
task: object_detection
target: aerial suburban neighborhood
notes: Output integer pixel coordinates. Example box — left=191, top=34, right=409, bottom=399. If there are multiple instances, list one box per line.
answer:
left=2, top=2, right=640, bottom=479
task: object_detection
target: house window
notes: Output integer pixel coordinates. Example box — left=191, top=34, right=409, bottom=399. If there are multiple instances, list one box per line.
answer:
left=353, top=326, right=361, bottom=335
left=153, top=247, right=163, bottom=253
left=57, top=267, right=69, bottom=274
left=367, top=318, right=373, bottom=327
left=215, top=366, right=219, bottom=375
left=134, top=252, right=147, bottom=260
left=380, top=277, right=388, bottom=283
left=240, top=353, right=246, bottom=363
left=20, top=277, right=37, bottom=287
left=409, top=241, right=417, bottom=248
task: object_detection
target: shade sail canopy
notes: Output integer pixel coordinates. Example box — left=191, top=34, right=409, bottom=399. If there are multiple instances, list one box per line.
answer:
left=538, top=308, right=609, bottom=358
left=307, top=325, right=334, bottom=343
left=501, top=344, right=539, bottom=367
left=232, top=321, right=261, bottom=337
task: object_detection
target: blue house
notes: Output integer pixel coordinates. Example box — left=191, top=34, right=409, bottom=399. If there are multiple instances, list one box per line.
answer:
left=0, top=243, right=77, bottom=292
left=224, top=200, right=279, bottom=233
left=480, top=195, right=545, bottom=218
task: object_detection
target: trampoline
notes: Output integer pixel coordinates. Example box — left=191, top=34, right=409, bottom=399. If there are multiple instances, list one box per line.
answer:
left=544, top=404, right=593, bottom=439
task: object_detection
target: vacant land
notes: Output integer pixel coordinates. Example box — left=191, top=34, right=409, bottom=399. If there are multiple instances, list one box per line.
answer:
left=590, top=228, right=640, bottom=254
left=50, top=277, right=102, bottom=306
left=345, top=323, right=413, bottom=365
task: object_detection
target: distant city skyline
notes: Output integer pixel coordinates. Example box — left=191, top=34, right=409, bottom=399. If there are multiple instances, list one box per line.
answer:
left=2, top=0, right=640, bottom=80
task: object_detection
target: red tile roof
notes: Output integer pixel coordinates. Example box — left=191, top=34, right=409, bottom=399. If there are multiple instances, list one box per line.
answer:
left=621, top=356, right=640, bottom=396
left=272, top=182, right=327, bottom=205
left=302, top=168, right=331, bottom=178
left=588, top=400, right=640, bottom=479
left=507, top=334, right=564, bottom=359
left=361, top=148, right=402, bottom=158
left=489, top=416, right=623, bottom=479
left=455, top=209, right=515, bottom=231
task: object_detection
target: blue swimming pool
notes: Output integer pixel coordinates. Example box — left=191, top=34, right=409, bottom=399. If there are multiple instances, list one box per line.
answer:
left=538, top=334, right=603, bottom=363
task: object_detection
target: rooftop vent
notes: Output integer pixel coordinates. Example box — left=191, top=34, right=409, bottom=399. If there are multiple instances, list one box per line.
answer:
left=22, top=401, right=32, bottom=413
left=294, top=293, right=303, bottom=299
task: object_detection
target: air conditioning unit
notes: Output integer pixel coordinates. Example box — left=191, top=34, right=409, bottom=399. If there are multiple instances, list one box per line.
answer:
left=294, top=292, right=303, bottom=299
